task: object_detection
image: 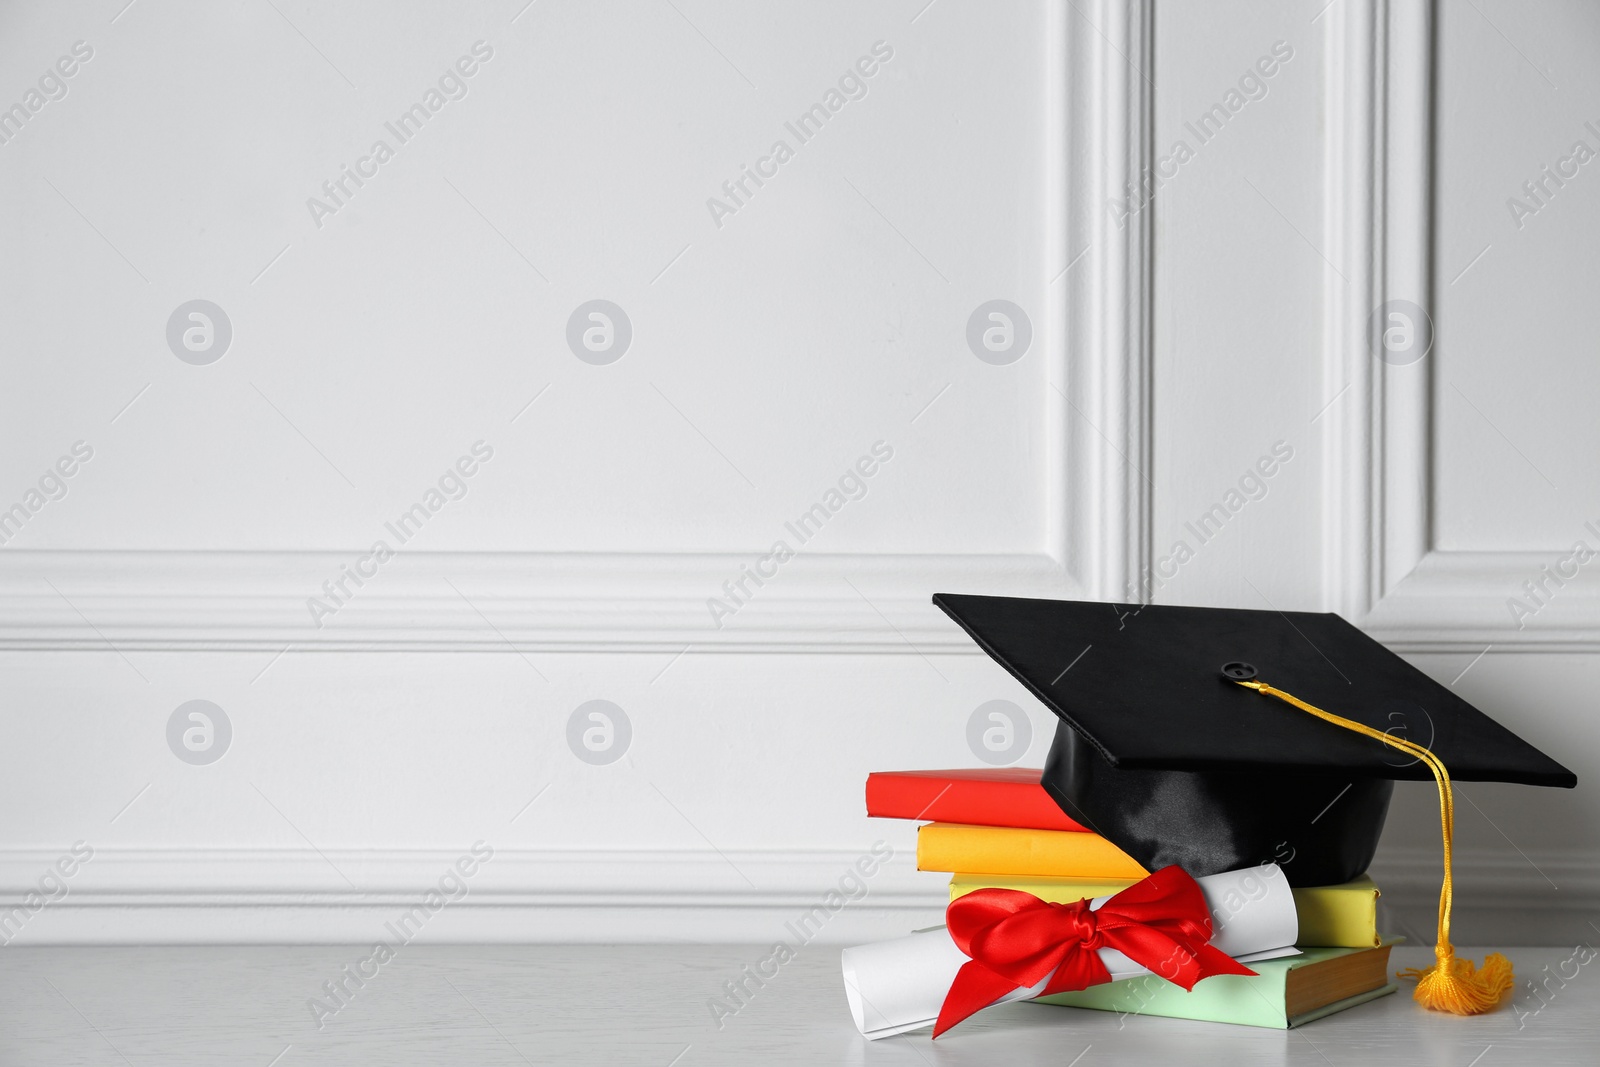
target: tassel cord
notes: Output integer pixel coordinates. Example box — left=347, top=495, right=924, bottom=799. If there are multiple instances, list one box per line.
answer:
left=1235, top=679, right=1512, bottom=1014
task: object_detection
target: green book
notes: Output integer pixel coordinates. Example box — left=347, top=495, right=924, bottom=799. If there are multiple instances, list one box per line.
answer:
left=1034, top=942, right=1399, bottom=1029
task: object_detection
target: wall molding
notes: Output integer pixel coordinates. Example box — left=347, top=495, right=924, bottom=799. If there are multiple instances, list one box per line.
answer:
left=0, top=847, right=945, bottom=946
left=0, top=549, right=1065, bottom=655
left=1068, top=0, right=1154, bottom=603
left=1370, top=846, right=1600, bottom=947
left=1322, top=0, right=1432, bottom=626
left=1323, top=0, right=1600, bottom=653
left=5, top=844, right=1591, bottom=946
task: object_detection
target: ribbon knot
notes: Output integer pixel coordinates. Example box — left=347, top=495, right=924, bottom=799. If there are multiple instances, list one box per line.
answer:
left=1056, top=899, right=1104, bottom=952
left=933, top=866, right=1257, bottom=1037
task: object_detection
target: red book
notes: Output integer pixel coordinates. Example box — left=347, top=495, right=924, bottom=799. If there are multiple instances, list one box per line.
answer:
left=864, top=768, right=1088, bottom=832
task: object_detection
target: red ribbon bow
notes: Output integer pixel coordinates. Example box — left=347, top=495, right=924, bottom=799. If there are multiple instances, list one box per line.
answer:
left=934, top=866, right=1256, bottom=1037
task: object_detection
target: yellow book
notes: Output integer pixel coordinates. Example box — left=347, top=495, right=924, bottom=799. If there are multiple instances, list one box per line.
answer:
left=949, top=872, right=1382, bottom=948
left=950, top=872, right=1137, bottom=903
left=1293, top=874, right=1382, bottom=947
left=916, top=823, right=1148, bottom=880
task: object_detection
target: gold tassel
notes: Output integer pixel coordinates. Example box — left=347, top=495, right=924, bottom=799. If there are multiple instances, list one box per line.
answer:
left=1404, top=951, right=1514, bottom=1014
left=1235, top=679, right=1514, bottom=1015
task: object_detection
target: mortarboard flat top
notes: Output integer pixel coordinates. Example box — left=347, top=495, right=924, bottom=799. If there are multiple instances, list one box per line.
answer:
left=932, top=593, right=1575, bottom=787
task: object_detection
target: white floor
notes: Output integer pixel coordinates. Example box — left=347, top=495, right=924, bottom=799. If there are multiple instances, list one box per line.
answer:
left=1, top=943, right=1591, bottom=1065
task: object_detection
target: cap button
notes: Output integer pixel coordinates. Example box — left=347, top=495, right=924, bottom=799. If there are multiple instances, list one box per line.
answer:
left=1220, top=661, right=1257, bottom=681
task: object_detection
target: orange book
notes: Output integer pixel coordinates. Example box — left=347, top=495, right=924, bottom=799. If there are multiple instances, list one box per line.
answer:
left=916, top=823, right=1148, bottom=879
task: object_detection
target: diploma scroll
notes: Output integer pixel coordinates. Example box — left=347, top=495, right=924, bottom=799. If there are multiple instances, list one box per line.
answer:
left=842, top=864, right=1300, bottom=1039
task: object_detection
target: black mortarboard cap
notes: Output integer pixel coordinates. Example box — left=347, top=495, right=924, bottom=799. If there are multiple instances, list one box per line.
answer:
left=933, top=593, right=1576, bottom=887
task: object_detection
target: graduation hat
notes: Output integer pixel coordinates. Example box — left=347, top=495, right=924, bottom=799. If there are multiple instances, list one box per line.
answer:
left=933, top=593, right=1577, bottom=1014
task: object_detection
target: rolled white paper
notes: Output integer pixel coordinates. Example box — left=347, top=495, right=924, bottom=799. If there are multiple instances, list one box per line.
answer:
left=842, top=863, right=1299, bottom=1039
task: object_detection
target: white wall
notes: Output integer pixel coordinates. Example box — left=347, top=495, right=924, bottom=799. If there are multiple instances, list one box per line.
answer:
left=0, top=0, right=1594, bottom=947
left=1153, top=0, right=1600, bottom=945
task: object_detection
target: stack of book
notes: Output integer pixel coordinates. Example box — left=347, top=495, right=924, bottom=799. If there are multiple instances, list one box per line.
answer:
left=868, top=767, right=1399, bottom=1028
